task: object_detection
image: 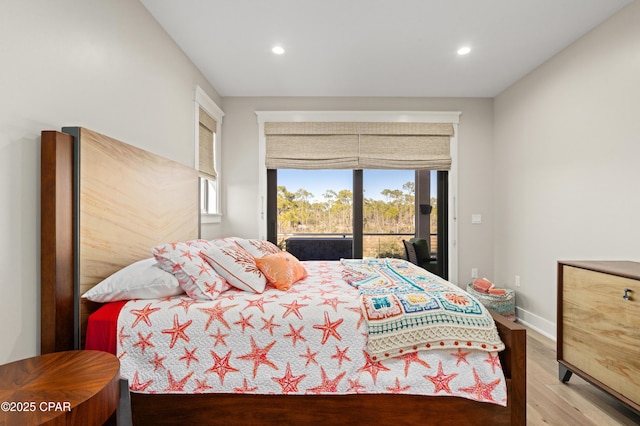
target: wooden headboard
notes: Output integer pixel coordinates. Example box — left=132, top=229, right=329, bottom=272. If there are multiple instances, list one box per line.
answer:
left=41, top=127, right=199, bottom=353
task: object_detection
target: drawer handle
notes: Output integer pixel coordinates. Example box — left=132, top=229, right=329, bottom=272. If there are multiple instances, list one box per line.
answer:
left=623, top=288, right=632, bottom=301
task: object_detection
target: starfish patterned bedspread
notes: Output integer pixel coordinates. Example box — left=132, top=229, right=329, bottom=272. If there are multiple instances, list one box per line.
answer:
left=341, top=258, right=505, bottom=360
left=117, top=260, right=507, bottom=406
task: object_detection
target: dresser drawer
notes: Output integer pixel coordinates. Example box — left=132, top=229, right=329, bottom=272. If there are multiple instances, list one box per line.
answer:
left=560, top=264, right=640, bottom=406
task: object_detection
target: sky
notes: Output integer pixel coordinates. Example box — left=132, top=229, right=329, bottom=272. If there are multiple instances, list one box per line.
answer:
left=278, top=169, right=429, bottom=202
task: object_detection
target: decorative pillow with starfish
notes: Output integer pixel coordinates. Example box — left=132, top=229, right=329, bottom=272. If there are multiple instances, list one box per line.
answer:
left=152, top=239, right=230, bottom=300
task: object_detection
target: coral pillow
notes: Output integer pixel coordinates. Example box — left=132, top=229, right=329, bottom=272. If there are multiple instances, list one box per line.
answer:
left=235, top=239, right=280, bottom=258
left=200, top=243, right=267, bottom=293
left=152, top=239, right=230, bottom=300
left=255, top=252, right=307, bottom=291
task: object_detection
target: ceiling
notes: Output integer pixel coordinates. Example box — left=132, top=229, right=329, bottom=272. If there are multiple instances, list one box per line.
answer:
left=140, top=0, right=632, bottom=98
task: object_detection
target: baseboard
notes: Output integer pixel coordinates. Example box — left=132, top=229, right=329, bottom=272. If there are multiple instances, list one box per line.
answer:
left=515, top=306, right=556, bottom=341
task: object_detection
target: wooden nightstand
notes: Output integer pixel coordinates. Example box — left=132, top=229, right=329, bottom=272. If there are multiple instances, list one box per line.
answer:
left=0, top=350, right=122, bottom=425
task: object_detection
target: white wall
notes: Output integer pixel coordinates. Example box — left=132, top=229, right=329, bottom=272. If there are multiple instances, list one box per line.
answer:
left=493, top=1, right=640, bottom=337
left=0, top=0, right=220, bottom=364
left=206, top=96, right=495, bottom=288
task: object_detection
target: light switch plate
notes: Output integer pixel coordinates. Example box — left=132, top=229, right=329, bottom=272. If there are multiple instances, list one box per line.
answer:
left=472, top=214, right=482, bottom=224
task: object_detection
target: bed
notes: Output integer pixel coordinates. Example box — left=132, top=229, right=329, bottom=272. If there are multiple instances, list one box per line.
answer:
left=40, top=127, right=526, bottom=425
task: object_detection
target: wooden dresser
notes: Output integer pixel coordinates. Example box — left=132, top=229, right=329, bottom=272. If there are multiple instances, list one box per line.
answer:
left=557, top=261, right=640, bottom=414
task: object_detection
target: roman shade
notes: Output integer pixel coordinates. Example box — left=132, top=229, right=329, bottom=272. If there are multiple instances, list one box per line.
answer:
left=198, top=107, right=217, bottom=179
left=265, top=121, right=453, bottom=170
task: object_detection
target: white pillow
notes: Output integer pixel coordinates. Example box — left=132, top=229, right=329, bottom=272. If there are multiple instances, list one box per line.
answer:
left=200, top=243, right=267, bottom=293
left=235, top=239, right=280, bottom=258
left=81, top=258, right=183, bottom=302
left=152, top=239, right=230, bottom=300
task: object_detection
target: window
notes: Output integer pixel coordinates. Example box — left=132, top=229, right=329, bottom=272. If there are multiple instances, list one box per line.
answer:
left=195, top=86, right=224, bottom=223
left=200, top=177, right=218, bottom=214
left=256, top=111, right=460, bottom=282
left=276, top=169, right=352, bottom=239
left=271, top=168, right=448, bottom=277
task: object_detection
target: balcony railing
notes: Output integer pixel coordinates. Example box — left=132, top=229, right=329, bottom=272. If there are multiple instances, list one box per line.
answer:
left=277, top=232, right=437, bottom=260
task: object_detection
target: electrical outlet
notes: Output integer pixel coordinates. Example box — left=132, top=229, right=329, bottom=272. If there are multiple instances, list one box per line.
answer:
left=471, top=268, right=478, bottom=278
left=515, top=275, right=521, bottom=287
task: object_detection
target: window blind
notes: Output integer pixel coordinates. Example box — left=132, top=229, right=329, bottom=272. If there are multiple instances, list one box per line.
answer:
left=199, top=107, right=217, bottom=179
left=264, top=121, right=453, bottom=170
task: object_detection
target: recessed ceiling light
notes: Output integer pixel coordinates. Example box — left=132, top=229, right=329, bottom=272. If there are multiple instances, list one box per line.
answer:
left=272, top=46, right=285, bottom=55
left=457, top=46, right=471, bottom=55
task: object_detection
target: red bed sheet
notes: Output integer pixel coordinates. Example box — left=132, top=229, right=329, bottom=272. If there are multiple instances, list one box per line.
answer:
left=85, top=300, right=128, bottom=355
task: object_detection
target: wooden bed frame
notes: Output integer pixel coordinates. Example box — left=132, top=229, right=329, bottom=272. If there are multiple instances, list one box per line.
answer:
left=40, top=128, right=526, bottom=425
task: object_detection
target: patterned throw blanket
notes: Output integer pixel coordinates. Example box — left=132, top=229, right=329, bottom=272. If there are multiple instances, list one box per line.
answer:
left=341, top=258, right=505, bottom=360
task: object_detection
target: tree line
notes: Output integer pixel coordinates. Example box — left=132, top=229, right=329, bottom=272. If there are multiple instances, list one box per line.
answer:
left=277, top=182, right=437, bottom=236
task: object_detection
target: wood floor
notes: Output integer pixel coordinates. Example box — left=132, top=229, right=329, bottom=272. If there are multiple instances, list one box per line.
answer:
left=526, top=326, right=640, bottom=425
